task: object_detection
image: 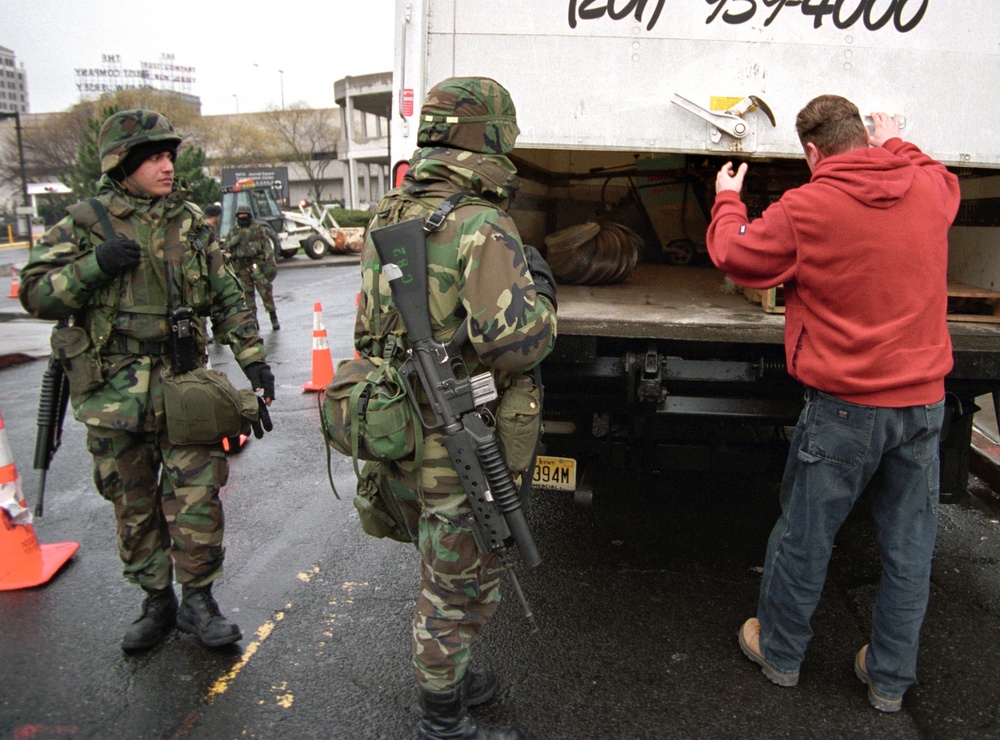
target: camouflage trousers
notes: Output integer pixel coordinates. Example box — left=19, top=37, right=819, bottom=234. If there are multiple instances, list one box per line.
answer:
left=234, top=264, right=276, bottom=317
left=389, top=431, right=503, bottom=692
left=86, top=425, right=230, bottom=591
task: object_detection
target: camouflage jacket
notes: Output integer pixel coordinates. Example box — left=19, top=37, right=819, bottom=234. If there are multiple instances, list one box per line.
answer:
left=223, top=221, right=275, bottom=270
left=355, top=146, right=557, bottom=384
left=19, top=176, right=265, bottom=431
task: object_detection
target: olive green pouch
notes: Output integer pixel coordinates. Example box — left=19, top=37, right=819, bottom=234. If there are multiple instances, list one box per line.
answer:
left=319, top=356, right=423, bottom=473
left=354, top=461, right=414, bottom=543
left=495, top=374, right=542, bottom=475
left=51, top=325, right=103, bottom=398
left=161, top=366, right=259, bottom=445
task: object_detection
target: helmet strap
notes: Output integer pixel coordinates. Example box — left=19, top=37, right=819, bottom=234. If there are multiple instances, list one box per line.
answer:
left=123, top=174, right=154, bottom=200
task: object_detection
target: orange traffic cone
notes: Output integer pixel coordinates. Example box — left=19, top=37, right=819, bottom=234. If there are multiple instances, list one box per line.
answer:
left=301, top=301, right=335, bottom=391
left=221, top=434, right=249, bottom=453
left=0, top=410, right=79, bottom=591
left=7, top=264, right=19, bottom=299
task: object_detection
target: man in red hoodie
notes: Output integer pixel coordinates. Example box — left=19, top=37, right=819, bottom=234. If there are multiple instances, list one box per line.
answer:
left=707, top=95, right=960, bottom=713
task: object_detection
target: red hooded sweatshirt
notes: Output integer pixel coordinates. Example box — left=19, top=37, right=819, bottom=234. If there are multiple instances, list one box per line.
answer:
left=707, top=138, right=961, bottom=407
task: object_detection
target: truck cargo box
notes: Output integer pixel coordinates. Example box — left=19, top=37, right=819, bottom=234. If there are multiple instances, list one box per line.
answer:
left=393, top=0, right=1000, bottom=499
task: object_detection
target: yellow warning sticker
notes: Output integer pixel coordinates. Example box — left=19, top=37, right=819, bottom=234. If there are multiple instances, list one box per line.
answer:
left=710, top=96, right=743, bottom=111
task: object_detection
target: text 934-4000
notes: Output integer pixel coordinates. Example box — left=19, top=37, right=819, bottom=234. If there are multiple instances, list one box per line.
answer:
left=567, top=0, right=930, bottom=34
left=705, top=0, right=929, bottom=31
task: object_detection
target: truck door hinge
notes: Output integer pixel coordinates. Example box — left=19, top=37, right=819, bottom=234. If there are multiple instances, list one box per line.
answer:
left=636, top=346, right=664, bottom=404
left=671, top=94, right=776, bottom=152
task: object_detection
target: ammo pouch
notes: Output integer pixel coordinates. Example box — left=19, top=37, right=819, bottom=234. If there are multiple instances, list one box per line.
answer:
left=51, top=325, right=103, bottom=398
left=354, top=461, right=414, bottom=543
left=261, top=260, right=278, bottom=282
left=161, top=366, right=259, bottom=445
left=495, top=373, right=542, bottom=475
left=319, top=356, right=423, bottom=474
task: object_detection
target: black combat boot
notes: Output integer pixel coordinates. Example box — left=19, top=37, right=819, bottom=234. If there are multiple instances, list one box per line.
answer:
left=176, top=584, right=242, bottom=647
left=464, top=668, right=498, bottom=708
left=121, top=586, right=178, bottom=652
left=269, top=311, right=280, bottom=330
left=416, top=686, right=524, bottom=740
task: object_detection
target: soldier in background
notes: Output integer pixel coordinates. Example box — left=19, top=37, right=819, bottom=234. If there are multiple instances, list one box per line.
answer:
left=202, top=202, right=223, bottom=345
left=355, top=77, right=558, bottom=740
left=19, top=109, right=275, bottom=653
left=203, top=202, right=222, bottom=236
left=222, top=204, right=280, bottom=330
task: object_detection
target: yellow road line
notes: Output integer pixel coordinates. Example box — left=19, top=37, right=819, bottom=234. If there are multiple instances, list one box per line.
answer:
left=204, top=610, right=286, bottom=704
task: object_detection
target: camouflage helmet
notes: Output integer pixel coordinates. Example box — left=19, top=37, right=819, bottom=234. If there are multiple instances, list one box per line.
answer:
left=98, top=109, right=182, bottom=175
left=417, top=77, right=520, bottom=155
left=236, top=204, right=252, bottom=216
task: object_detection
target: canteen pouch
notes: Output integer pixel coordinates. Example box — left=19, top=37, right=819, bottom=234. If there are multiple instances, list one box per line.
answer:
left=319, top=356, right=421, bottom=468
left=162, top=366, right=259, bottom=445
left=495, top=374, right=542, bottom=475
left=353, top=461, right=414, bottom=543
left=261, top=259, right=278, bottom=282
left=51, top=325, right=103, bottom=398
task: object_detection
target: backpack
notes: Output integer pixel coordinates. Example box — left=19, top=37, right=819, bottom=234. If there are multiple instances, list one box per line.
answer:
left=318, top=348, right=424, bottom=479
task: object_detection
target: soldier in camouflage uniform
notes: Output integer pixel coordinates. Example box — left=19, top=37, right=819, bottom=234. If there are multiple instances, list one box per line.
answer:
left=19, top=109, right=276, bottom=653
left=203, top=202, right=222, bottom=236
left=355, top=77, right=558, bottom=740
left=222, top=204, right=280, bottom=330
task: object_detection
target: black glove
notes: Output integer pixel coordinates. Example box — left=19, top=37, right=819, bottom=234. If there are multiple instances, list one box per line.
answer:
left=251, top=396, right=273, bottom=439
left=244, top=362, right=275, bottom=399
left=524, top=245, right=557, bottom=311
left=95, top=237, right=142, bottom=277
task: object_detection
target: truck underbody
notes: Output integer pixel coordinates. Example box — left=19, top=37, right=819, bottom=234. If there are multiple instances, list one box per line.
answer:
left=536, top=260, right=1000, bottom=499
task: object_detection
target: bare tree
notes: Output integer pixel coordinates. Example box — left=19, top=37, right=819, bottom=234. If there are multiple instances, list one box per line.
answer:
left=0, top=111, right=79, bottom=190
left=0, top=90, right=202, bottom=192
left=189, top=115, right=281, bottom=169
left=260, top=105, right=340, bottom=203
left=1, top=92, right=348, bottom=218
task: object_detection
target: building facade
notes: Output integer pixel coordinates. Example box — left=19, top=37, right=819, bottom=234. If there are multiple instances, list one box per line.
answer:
left=335, top=72, right=391, bottom=210
left=0, top=46, right=29, bottom=114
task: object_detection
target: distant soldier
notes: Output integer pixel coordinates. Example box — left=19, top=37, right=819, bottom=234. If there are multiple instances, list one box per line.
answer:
left=203, top=202, right=222, bottom=236
left=202, top=203, right=224, bottom=345
left=223, top=204, right=280, bottom=330
left=19, top=109, right=275, bottom=652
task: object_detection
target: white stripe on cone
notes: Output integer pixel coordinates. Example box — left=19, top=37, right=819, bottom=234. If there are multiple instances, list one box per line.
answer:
left=0, top=411, right=32, bottom=526
left=302, top=301, right=335, bottom=390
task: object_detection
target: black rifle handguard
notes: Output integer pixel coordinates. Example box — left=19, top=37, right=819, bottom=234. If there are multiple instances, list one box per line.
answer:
left=32, top=348, right=70, bottom=516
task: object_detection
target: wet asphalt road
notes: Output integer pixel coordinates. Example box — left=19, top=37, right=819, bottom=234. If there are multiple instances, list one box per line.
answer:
left=1, top=255, right=999, bottom=739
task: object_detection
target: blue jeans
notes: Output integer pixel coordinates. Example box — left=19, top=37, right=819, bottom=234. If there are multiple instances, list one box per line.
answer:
left=758, top=389, right=944, bottom=699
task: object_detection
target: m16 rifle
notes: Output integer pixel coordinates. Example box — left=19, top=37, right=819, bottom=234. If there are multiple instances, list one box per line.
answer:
left=32, top=325, right=71, bottom=517
left=371, top=218, right=541, bottom=632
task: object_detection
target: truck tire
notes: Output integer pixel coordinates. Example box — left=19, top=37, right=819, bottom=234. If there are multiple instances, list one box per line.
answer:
left=665, top=239, right=697, bottom=266
left=274, top=233, right=296, bottom=260
left=304, top=234, right=330, bottom=260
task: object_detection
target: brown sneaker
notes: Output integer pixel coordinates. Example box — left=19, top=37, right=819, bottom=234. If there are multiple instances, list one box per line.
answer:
left=738, top=618, right=800, bottom=687
left=854, top=645, right=903, bottom=713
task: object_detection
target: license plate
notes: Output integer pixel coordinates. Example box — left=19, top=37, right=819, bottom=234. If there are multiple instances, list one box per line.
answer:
left=532, top=455, right=576, bottom=492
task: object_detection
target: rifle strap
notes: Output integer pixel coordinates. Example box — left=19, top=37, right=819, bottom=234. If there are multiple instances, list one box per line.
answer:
left=87, top=198, right=119, bottom=241
left=316, top=393, right=341, bottom=500
left=424, top=192, right=470, bottom=233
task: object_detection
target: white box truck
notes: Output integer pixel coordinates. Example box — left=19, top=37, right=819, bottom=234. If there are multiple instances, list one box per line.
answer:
left=391, top=0, right=1000, bottom=501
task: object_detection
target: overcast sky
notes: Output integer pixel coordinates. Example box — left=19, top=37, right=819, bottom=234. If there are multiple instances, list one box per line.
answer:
left=1, top=0, right=396, bottom=115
